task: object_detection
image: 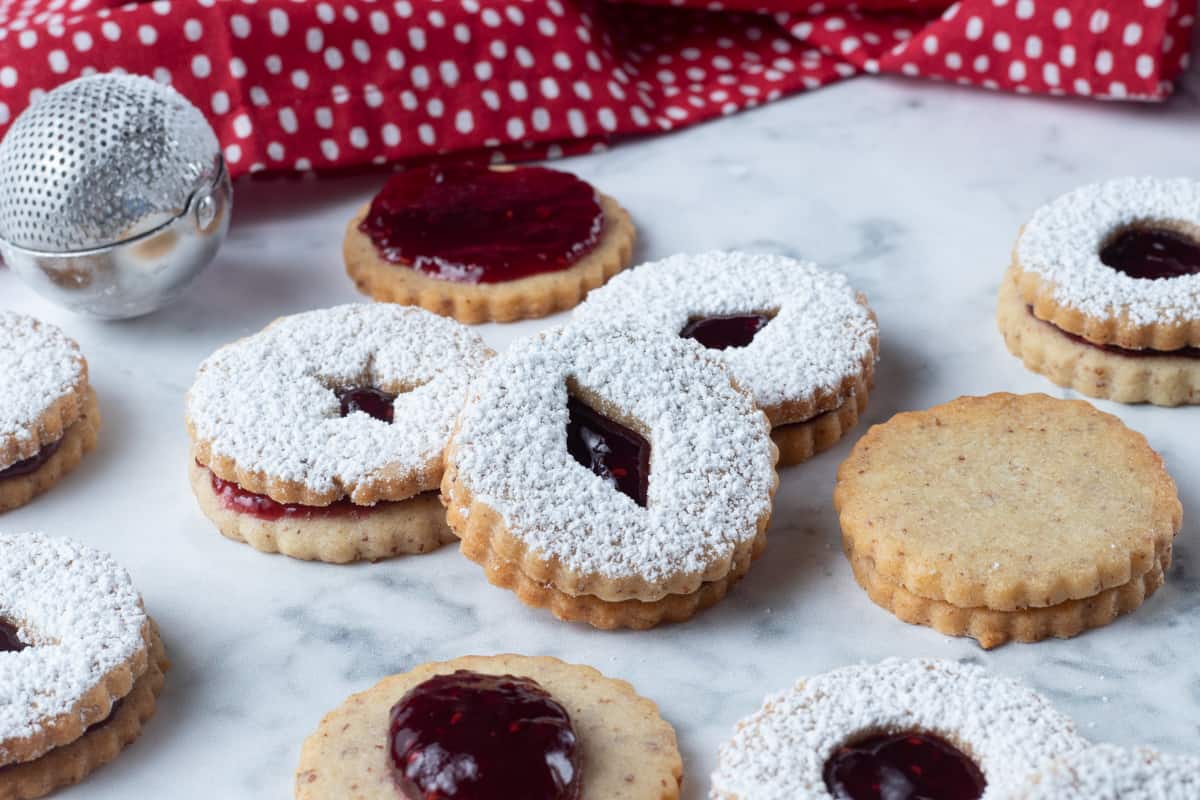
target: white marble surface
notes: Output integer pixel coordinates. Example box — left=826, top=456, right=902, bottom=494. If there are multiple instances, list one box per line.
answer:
left=3, top=62, right=1200, bottom=798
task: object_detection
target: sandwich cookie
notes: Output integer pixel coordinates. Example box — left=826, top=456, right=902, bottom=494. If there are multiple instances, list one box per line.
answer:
left=186, top=304, right=493, bottom=563
left=574, top=252, right=879, bottom=466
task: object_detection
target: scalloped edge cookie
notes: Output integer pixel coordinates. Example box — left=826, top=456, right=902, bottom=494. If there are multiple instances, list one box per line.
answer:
left=834, top=392, right=1182, bottom=611
left=462, top=525, right=767, bottom=630
left=0, top=626, right=168, bottom=800
left=295, top=654, right=682, bottom=800
left=998, top=268, right=1200, bottom=405
left=1012, top=177, right=1200, bottom=350
left=1015, top=744, right=1200, bottom=799
left=0, top=314, right=89, bottom=471
left=186, top=304, right=494, bottom=507
left=572, top=251, right=880, bottom=427
left=2, top=618, right=152, bottom=767
left=441, top=438, right=778, bottom=603
left=188, top=460, right=455, bottom=563
left=344, top=187, right=636, bottom=325
left=772, top=381, right=869, bottom=467
left=848, top=547, right=1168, bottom=648
left=0, top=388, right=100, bottom=513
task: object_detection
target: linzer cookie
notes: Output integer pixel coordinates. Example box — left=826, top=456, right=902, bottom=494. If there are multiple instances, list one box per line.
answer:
left=711, top=658, right=1086, bottom=800
left=574, top=252, right=879, bottom=466
left=0, top=312, right=99, bottom=512
left=1001, top=177, right=1200, bottom=405
left=0, top=533, right=167, bottom=800
left=834, top=393, right=1181, bottom=648
left=186, top=304, right=493, bottom=563
left=296, top=654, right=682, bottom=800
left=344, top=164, right=636, bottom=323
left=442, top=324, right=777, bottom=630
left=1015, top=745, right=1200, bottom=800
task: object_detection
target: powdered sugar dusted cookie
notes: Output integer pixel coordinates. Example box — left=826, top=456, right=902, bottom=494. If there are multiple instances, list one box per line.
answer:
left=296, top=654, right=681, bottom=800
left=186, top=304, right=493, bottom=563
left=344, top=164, right=636, bottom=323
left=0, top=313, right=99, bottom=511
left=0, top=533, right=165, bottom=799
left=998, top=268, right=1200, bottom=406
left=2, top=627, right=168, bottom=800
left=1007, top=178, right=1200, bottom=390
left=442, top=323, right=777, bottom=629
left=711, top=658, right=1086, bottom=800
left=1016, top=745, right=1200, bottom=800
left=574, top=252, right=879, bottom=465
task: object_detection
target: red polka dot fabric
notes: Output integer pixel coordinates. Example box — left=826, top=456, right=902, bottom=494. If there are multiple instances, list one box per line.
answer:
left=0, top=0, right=1192, bottom=177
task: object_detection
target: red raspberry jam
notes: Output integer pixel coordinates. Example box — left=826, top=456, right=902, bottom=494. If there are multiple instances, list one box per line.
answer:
left=336, top=386, right=397, bottom=423
left=680, top=314, right=771, bottom=350
left=823, top=732, right=986, bottom=800
left=389, top=670, right=582, bottom=800
left=0, top=620, right=27, bottom=653
left=0, top=440, right=61, bottom=480
left=565, top=396, right=650, bottom=507
left=1100, top=227, right=1200, bottom=280
left=206, top=467, right=369, bottom=521
left=1031, top=307, right=1200, bottom=358
left=360, top=164, right=604, bottom=284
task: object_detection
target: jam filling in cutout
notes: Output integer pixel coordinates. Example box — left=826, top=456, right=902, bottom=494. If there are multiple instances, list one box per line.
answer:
left=565, top=396, right=651, bottom=507
left=1029, top=306, right=1200, bottom=358
left=0, top=439, right=61, bottom=480
left=823, top=731, right=986, bottom=800
left=1100, top=226, right=1200, bottom=281
left=389, top=670, right=582, bottom=800
left=0, top=620, right=27, bottom=653
left=680, top=313, right=772, bottom=350
left=336, top=386, right=397, bottom=423
left=360, top=164, right=605, bottom=285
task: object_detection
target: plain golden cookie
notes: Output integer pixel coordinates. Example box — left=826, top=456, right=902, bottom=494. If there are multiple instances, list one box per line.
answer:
left=834, top=393, right=1181, bottom=645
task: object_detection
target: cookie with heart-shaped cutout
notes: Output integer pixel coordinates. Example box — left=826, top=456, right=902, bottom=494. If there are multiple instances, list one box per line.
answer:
left=574, top=252, right=878, bottom=466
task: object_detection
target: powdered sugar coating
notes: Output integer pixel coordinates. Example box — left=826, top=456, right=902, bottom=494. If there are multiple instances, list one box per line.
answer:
left=0, top=533, right=146, bottom=748
left=1017, top=745, right=1200, bottom=800
left=0, top=312, right=86, bottom=470
left=710, top=658, right=1086, bottom=800
left=187, top=304, right=492, bottom=503
left=1016, top=177, right=1200, bottom=325
left=451, top=323, right=774, bottom=583
left=573, top=252, right=878, bottom=415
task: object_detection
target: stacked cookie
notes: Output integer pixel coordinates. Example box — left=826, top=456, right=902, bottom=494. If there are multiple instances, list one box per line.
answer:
left=574, top=252, right=880, bottom=466
left=441, top=323, right=779, bottom=629
left=999, top=176, right=1200, bottom=405
left=0, top=533, right=166, bottom=800
left=0, top=312, right=99, bottom=512
left=186, top=304, right=493, bottom=564
left=835, top=393, right=1182, bottom=648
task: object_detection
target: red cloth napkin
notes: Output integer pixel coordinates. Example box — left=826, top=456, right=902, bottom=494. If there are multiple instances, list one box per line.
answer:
left=0, top=1, right=1192, bottom=178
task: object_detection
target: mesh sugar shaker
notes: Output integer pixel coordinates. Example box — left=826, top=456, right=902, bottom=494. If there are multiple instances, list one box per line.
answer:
left=0, top=73, right=232, bottom=319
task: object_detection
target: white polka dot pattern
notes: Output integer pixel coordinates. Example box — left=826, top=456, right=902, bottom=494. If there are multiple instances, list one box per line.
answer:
left=0, top=0, right=1190, bottom=177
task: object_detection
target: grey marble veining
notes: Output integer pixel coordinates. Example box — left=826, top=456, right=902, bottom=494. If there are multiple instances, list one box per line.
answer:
left=2, top=60, right=1199, bottom=798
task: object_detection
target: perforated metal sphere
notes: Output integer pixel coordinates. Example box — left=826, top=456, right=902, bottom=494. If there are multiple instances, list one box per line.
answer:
left=0, top=73, right=231, bottom=318
left=0, top=73, right=221, bottom=252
